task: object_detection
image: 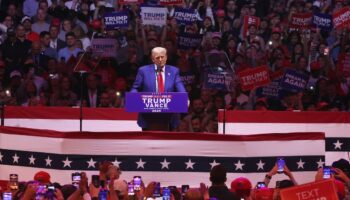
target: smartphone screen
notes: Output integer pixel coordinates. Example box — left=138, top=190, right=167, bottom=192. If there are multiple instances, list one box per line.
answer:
left=128, top=182, right=134, bottom=195
left=9, top=174, right=18, bottom=190
left=133, top=176, right=141, bottom=191
left=323, top=166, right=331, bottom=179
left=98, top=190, right=108, bottom=200
left=153, top=182, right=161, bottom=197
left=36, top=185, right=47, bottom=200
left=3, top=192, right=12, bottom=200
left=323, top=47, right=329, bottom=55
left=92, top=175, right=100, bottom=188
left=162, top=187, right=171, bottom=200
left=277, top=158, right=285, bottom=173
left=72, top=172, right=81, bottom=186
left=256, top=182, right=266, bottom=189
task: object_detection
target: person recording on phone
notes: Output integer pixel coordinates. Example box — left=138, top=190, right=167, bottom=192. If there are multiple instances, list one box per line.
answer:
left=130, top=47, right=186, bottom=131
left=263, top=159, right=297, bottom=188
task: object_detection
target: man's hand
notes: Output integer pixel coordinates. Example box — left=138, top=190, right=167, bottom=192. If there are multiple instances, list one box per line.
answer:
left=89, top=183, right=100, bottom=198
left=199, top=183, right=209, bottom=200
left=333, top=168, right=350, bottom=182
left=144, top=182, right=156, bottom=198
left=267, top=164, right=278, bottom=177
left=55, top=188, right=65, bottom=200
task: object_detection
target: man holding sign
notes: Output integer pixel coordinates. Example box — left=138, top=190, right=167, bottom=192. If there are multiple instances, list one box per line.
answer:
left=130, top=47, right=186, bottom=131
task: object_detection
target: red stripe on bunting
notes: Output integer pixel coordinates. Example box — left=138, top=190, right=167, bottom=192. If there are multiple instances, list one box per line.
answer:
left=0, top=126, right=325, bottom=141
left=4, top=106, right=138, bottom=120
left=218, top=110, right=350, bottom=123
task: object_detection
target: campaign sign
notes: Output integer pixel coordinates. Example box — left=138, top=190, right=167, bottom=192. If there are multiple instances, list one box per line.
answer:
left=178, top=33, right=202, bottom=49
left=313, top=13, right=332, bottom=31
left=160, top=0, right=182, bottom=6
left=104, top=11, right=129, bottom=30
left=140, top=7, right=167, bottom=27
left=91, top=38, right=118, bottom=58
left=125, top=92, right=188, bottom=113
left=280, top=179, right=338, bottom=200
left=119, top=0, right=143, bottom=4
left=242, top=15, right=261, bottom=38
left=290, top=13, right=313, bottom=29
left=337, top=52, right=350, bottom=76
left=180, top=72, right=196, bottom=86
left=238, top=66, right=271, bottom=91
left=173, top=7, right=198, bottom=25
left=256, top=78, right=282, bottom=98
left=280, top=69, right=309, bottom=92
left=333, top=7, right=350, bottom=29
left=203, top=71, right=233, bottom=91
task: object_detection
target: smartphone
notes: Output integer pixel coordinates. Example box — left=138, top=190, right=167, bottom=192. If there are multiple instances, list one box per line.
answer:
left=133, top=176, right=142, bottom=191
left=181, top=185, right=189, bottom=195
left=47, top=185, right=55, bottom=191
left=72, top=172, right=81, bottom=187
left=256, top=182, right=266, bottom=189
left=275, top=181, right=281, bottom=188
left=323, top=166, right=331, bottom=179
left=92, top=175, right=100, bottom=188
left=128, top=182, right=134, bottom=196
left=9, top=174, right=18, bottom=190
left=3, top=192, right=12, bottom=200
left=36, top=185, right=47, bottom=199
left=98, top=189, right=108, bottom=200
left=162, top=187, right=171, bottom=200
left=153, top=182, right=161, bottom=197
left=323, top=47, right=329, bottom=55
left=277, top=158, right=285, bottom=173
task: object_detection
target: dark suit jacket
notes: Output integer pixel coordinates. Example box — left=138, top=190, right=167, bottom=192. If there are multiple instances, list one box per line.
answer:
left=130, top=64, right=186, bottom=129
left=56, top=39, right=66, bottom=52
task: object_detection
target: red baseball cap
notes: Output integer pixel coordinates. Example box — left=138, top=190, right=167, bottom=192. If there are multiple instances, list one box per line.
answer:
left=310, top=61, right=321, bottom=70
left=216, top=9, right=225, bottom=17
left=272, top=27, right=282, bottom=34
left=231, top=177, right=252, bottom=197
left=34, top=171, right=51, bottom=184
left=51, top=18, right=60, bottom=27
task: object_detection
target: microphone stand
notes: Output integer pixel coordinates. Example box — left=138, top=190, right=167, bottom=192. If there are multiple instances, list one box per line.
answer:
left=1, top=102, right=4, bottom=126
left=73, top=32, right=98, bottom=133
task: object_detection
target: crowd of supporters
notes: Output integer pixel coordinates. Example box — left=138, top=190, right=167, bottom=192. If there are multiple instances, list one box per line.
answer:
left=0, top=0, right=350, bottom=132
left=1, top=159, right=350, bottom=200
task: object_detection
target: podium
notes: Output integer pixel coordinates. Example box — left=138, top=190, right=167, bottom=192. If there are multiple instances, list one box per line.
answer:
left=125, top=92, right=188, bottom=131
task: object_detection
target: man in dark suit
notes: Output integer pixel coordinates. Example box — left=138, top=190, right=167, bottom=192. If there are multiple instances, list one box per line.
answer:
left=49, top=25, right=66, bottom=53
left=131, top=47, right=186, bottom=131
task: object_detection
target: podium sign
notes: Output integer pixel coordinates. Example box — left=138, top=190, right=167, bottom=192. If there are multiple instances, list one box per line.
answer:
left=125, top=92, right=188, bottom=113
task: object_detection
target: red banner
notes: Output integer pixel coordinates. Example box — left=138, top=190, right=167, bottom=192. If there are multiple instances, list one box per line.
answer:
left=242, top=15, right=261, bottom=38
left=238, top=65, right=271, bottom=91
left=119, top=0, right=143, bottom=4
left=333, top=7, right=350, bottom=29
left=160, top=0, right=183, bottom=6
left=280, top=179, right=338, bottom=200
left=290, top=13, right=312, bottom=29
left=337, top=52, right=350, bottom=76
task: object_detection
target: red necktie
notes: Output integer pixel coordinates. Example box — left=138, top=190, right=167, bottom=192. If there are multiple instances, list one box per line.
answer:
left=157, top=70, right=164, bottom=92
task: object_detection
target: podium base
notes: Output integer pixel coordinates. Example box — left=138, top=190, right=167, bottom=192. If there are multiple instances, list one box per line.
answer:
left=142, top=113, right=171, bottom=131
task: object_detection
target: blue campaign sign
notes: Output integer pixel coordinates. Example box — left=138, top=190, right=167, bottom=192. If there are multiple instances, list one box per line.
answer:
left=173, top=7, right=198, bottom=25
left=104, top=11, right=129, bottom=30
left=125, top=92, right=188, bottom=113
left=203, top=71, right=232, bottom=91
left=280, top=69, right=309, bottom=92
left=177, top=32, right=203, bottom=49
left=256, top=78, right=282, bottom=98
left=313, top=13, right=333, bottom=31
